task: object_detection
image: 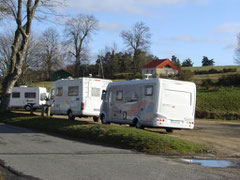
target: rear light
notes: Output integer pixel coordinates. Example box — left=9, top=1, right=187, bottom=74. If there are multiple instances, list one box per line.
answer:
left=81, top=102, right=84, bottom=110
left=156, top=118, right=165, bottom=123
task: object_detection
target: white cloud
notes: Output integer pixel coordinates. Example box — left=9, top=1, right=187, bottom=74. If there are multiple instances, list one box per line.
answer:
left=161, top=35, right=217, bottom=43
left=99, top=22, right=125, bottom=32
left=65, top=0, right=207, bottom=16
left=215, top=23, right=240, bottom=34
left=224, top=44, right=236, bottom=51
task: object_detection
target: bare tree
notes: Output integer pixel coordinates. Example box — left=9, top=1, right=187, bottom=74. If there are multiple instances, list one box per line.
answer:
left=0, top=33, right=12, bottom=77
left=64, top=14, right=98, bottom=77
left=0, top=0, right=63, bottom=112
left=0, top=31, right=39, bottom=84
left=36, top=28, right=63, bottom=80
left=121, top=21, right=151, bottom=73
left=234, top=33, right=240, bottom=65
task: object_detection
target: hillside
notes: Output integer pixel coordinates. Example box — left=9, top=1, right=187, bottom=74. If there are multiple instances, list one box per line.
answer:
left=181, top=65, right=240, bottom=71
left=182, top=65, right=240, bottom=84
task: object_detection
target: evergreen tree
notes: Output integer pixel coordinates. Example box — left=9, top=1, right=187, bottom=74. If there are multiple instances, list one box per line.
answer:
left=182, top=58, right=194, bottom=67
left=202, top=56, right=214, bottom=66
left=171, top=55, right=181, bottom=68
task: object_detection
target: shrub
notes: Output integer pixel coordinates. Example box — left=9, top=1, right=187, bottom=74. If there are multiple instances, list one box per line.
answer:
left=194, top=68, right=237, bottom=75
left=222, top=68, right=237, bottom=73
left=201, top=79, right=214, bottom=90
left=217, top=74, right=240, bottom=86
left=134, top=72, right=144, bottom=79
left=195, top=110, right=240, bottom=120
left=177, top=70, right=194, bottom=81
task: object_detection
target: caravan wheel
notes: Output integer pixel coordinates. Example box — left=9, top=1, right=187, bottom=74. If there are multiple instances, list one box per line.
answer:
left=68, top=111, right=75, bottom=120
left=136, top=120, right=144, bottom=129
left=166, top=128, right=173, bottom=133
left=93, top=116, right=99, bottom=122
left=24, top=105, right=31, bottom=111
left=100, top=115, right=109, bottom=124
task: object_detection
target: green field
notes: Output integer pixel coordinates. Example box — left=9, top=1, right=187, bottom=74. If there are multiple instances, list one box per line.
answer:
left=182, top=65, right=240, bottom=84
left=0, top=112, right=208, bottom=155
left=196, top=87, right=240, bottom=114
left=181, top=65, right=240, bottom=72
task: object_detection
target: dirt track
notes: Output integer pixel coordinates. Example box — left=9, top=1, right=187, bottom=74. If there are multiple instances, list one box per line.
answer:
left=166, top=120, right=240, bottom=158
left=13, top=111, right=240, bottom=158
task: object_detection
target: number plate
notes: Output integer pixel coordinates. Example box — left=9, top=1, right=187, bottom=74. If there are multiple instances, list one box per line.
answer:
left=171, top=120, right=181, bottom=124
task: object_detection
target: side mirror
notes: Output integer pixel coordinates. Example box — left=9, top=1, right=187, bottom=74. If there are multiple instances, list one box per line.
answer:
left=101, top=90, right=106, bottom=100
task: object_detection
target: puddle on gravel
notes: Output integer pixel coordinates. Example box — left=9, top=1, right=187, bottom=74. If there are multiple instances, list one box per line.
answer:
left=181, top=159, right=235, bottom=168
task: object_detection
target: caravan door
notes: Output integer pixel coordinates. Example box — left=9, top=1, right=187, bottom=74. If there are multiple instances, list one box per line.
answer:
left=68, top=86, right=81, bottom=115
left=84, top=80, right=102, bottom=116
left=49, top=88, right=59, bottom=114
left=109, top=88, right=124, bottom=121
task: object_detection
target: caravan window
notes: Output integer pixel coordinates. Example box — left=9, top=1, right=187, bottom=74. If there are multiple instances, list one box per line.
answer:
left=116, top=91, right=123, bottom=101
left=56, top=87, right=63, bottom=96
left=25, top=92, right=36, bottom=98
left=12, top=92, right=20, bottom=98
left=145, top=86, right=153, bottom=96
left=68, top=86, right=79, bottom=96
left=92, top=88, right=100, bottom=97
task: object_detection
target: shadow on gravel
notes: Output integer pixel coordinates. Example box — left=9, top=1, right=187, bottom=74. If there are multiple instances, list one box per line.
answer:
left=0, top=160, right=40, bottom=180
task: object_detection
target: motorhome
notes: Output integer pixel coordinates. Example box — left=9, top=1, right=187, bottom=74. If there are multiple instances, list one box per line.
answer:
left=9, top=86, right=48, bottom=111
left=100, top=78, right=196, bottom=132
left=49, top=77, right=111, bottom=121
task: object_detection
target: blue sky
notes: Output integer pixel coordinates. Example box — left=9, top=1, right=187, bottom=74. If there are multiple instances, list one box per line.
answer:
left=2, top=0, right=240, bottom=66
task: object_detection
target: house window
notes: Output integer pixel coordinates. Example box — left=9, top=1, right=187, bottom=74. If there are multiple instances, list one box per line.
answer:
left=68, top=86, right=79, bottom=96
left=146, top=70, right=148, bottom=73
left=165, top=70, right=168, bottom=76
left=145, top=86, right=153, bottom=96
left=56, top=87, right=63, bottom=96
left=12, top=92, right=20, bottom=98
left=92, top=88, right=100, bottom=97
left=116, top=91, right=123, bottom=101
left=25, top=92, right=36, bottom=98
left=151, top=70, right=154, bottom=74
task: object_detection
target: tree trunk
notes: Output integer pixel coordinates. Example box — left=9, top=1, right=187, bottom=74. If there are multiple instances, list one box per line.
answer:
left=75, top=55, right=81, bottom=77
left=0, top=72, right=21, bottom=112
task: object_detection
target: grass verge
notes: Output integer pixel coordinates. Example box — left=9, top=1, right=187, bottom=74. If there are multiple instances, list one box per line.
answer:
left=196, top=118, right=240, bottom=123
left=0, top=112, right=208, bottom=155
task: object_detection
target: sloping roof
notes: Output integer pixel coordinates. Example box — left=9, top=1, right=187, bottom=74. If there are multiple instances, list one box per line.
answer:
left=143, top=59, right=181, bottom=72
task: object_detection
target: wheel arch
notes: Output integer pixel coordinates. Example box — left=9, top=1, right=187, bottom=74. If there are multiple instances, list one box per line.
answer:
left=132, top=116, right=141, bottom=125
left=100, top=112, right=106, bottom=120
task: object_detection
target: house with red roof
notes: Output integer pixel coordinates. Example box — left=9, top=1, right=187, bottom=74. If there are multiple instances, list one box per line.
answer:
left=142, top=59, right=181, bottom=77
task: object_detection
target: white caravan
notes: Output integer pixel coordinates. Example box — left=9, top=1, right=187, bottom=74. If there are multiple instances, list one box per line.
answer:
left=9, top=86, right=48, bottom=111
left=49, top=77, right=112, bottom=121
left=100, top=78, right=196, bottom=132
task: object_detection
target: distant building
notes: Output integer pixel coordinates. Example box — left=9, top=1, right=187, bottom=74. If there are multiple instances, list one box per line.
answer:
left=142, top=59, right=181, bottom=77
left=51, top=69, right=72, bottom=81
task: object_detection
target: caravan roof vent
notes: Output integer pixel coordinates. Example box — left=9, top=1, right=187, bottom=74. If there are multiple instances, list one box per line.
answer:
left=144, top=74, right=152, bottom=79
